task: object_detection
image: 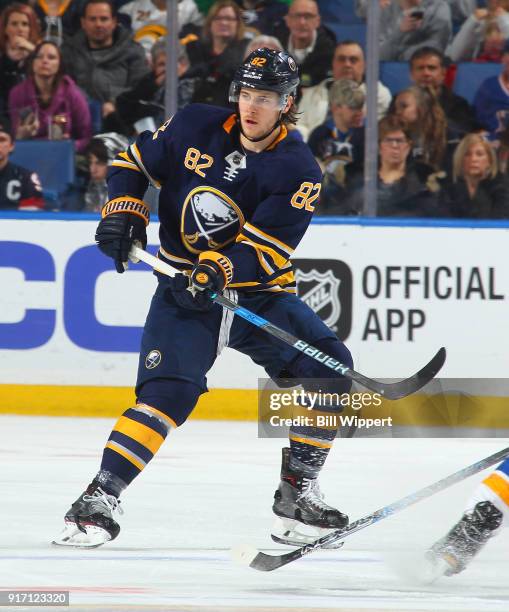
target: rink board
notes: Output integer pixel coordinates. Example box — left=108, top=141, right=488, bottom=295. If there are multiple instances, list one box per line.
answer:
left=1, top=216, right=508, bottom=418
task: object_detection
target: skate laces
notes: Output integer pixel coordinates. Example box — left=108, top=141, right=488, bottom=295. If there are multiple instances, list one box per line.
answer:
left=298, top=479, right=333, bottom=512
left=83, top=487, right=124, bottom=516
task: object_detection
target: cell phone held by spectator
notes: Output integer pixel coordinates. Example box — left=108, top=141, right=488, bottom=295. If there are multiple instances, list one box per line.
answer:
left=409, top=9, right=424, bottom=19
left=49, top=114, right=69, bottom=140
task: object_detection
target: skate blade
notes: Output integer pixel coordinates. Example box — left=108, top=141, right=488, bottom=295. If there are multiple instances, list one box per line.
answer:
left=419, top=552, right=457, bottom=583
left=271, top=517, right=344, bottom=549
left=52, top=521, right=112, bottom=549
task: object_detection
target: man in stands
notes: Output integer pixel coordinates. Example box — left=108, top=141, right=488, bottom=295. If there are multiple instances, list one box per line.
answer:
left=356, top=0, right=452, bottom=61
left=61, top=0, right=149, bottom=125
left=410, top=46, right=479, bottom=134
left=297, top=40, right=391, bottom=141
left=0, top=118, right=44, bottom=210
left=274, top=0, right=335, bottom=88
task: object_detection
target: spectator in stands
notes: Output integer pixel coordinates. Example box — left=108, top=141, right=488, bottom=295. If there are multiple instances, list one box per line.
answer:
left=244, top=34, right=283, bottom=57
left=308, top=79, right=365, bottom=214
left=61, top=0, right=149, bottom=125
left=0, top=117, right=45, bottom=210
left=409, top=46, right=480, bottom=134
left=241, top=0, right=288, bottom=38
left=343, top=115, right=440, bottom=217
left=297, top=40, right=391, bottom=141
left=273, top=0, right=335, bottom=88
left=9, top=40, right=92, bottom=152
left=473, top=40, right=509, bottom=135
left=116, top=39, right=198, bottom=134
left=356, top=0, right=452, bottom=62
left=440, top=133, right=509, bottom=218
left=119, top=0, right=203, bottom=56
left=449, top=0, right=476, bottom=24
left=447, top=0, right=509, bottom=62
left=391, top=84, right=449, bottom=170
left=33, top=0, right=84, bottom=45
left=0, top=2, right=40, bottom=114
left=186, top=0, right=250, bottom=107
left=83, top=132, right=129, bottom=211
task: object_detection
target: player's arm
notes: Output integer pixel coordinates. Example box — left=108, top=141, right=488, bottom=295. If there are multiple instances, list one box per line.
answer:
left=96, top=114, right=181, bottom=273
left=189, top=175, right=322, bottom=294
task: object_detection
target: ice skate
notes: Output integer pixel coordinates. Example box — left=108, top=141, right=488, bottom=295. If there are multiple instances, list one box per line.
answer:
left=52, top=483, right=123, bottom=548
left=424, top=501, right=503, bottom=580
left=271, top=447, right=348, bottom=548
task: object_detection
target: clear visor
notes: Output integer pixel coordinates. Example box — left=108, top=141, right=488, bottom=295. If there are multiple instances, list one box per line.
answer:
left=229, top=82, right=289, bottom=110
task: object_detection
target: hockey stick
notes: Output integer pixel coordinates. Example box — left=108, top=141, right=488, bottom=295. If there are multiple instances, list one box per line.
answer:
left=236, top=445, right=509, bottom=571
left=130, top=246, right=445, bottom=400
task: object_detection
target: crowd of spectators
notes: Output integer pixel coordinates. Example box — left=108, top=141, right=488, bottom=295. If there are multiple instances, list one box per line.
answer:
left=0, top=0, right=508, bottom=219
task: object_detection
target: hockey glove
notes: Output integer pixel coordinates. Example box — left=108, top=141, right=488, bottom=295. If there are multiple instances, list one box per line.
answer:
left=190, top=251, right=234, bottom=295
left=95, top=197, right=149, bottom=273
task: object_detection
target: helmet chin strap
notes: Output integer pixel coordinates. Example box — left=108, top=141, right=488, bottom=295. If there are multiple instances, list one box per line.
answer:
left=237, top=107, right=285, bottom=144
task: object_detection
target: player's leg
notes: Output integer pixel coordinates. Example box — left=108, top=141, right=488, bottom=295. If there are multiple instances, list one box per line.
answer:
left=426, top=458, right=508, bottom=577
left=53, top=279, right=225, bottom=547
left=230, top=291, right=353, bottom=545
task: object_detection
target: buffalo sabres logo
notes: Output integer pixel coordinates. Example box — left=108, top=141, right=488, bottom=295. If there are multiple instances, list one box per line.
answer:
left=145, top=349, right=162, bottom=369
left=181, top=186, right=245, bottom=254
left=295, top=269, right=341, bottom=329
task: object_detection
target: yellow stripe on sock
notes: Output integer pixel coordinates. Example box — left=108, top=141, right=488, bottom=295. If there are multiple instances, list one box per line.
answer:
left=105, top=441, right=145, bottom=471
left=113, top=415, right=165, bottom=454
left=289, top=434, right=333, bottom=449
left=483, top=473, right=509, bottom=507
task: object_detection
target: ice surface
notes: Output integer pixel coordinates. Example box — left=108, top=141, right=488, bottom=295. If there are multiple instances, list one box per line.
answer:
left=1, top=415, right=508, bottom=611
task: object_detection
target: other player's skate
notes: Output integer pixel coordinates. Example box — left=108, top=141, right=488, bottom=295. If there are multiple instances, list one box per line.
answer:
left=424, top=501, right=503, bottom=580
left=271, top=447, right=348, bottom=548
left=52, top=481, right=123, bottom=548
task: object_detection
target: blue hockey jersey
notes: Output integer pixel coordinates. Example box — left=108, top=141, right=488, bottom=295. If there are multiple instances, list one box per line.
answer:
left=108, top=104, right=322, bottom=292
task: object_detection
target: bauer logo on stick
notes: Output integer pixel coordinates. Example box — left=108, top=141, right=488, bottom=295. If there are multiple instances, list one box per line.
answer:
left=145, top=350, right=162, bottom=369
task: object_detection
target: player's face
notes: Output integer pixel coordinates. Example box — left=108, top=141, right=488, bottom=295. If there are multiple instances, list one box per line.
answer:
left=32, top=43, right=60, bottom=79
left=0, top=132, right=14, bottom=167
left=332, top=44, right=364, bottom=83
left=238, top=88, right=287, bottom=139
left=89, top=153, right=108, bottom=182
left=394, top=92, right=418, bottom=125
left=81, top=3, right=117, bottom=47
left=5, top=11, right=31, bottom=43
left=379, top=130, right=411, bottom=165
left=410, top=55, right=445, bottom=88
left=463, top=143, right=491, bottom=179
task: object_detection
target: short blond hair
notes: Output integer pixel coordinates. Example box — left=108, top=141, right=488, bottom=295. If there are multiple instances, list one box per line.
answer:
left=453, top=133, right=498, bottom=182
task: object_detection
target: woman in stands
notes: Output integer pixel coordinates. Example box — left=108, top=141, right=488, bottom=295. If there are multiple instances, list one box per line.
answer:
left=448, top=0, right=509, bottom=62
left=391, top=85, right=451, bottom=172
left=0, top=2, right=41, bottom=114
left=185, top=0, right=252, bottom=107
left=342, top=115, right=441, bottom=217
left=8, top=40, right=92, bottom=152
left=440, top=133, right=509, bottom=218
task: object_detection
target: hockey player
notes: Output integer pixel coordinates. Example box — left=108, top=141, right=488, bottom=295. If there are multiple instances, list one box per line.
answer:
left=53, top=48, right=353, bottom=548
left=426, top=458, right=508, bottom=578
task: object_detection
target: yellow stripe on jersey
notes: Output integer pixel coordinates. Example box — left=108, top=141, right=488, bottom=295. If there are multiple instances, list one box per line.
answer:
left=159, top=247, right=193, bottom=267
left=483, top=473, right=509, bottom=507
left=130, top=143, right=162, bottom=189
left=113, top=415, right=165, bottom=454
left=241, top=222, right=294, bottom=257
left=266, top=125, right=288, bottom=150
left=289, top=434, right=333, bottom=449
left=118, top=151, right=135, bottom=163
left=105, top=441, right=145, bottom=471
left=236, top=233, right=288, bottom=269
left=111, top=160, right=142, bottom=172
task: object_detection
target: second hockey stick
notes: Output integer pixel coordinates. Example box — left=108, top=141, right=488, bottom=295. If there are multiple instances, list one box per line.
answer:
left=130, top=246, right=446, bottom=400
left=236, top=445, right=509, bottom=571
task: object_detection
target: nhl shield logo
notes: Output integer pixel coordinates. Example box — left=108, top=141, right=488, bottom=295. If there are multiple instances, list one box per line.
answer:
left=295, top=269, right=341, bottom=329
left=293, top=259, right=353, bottom=340
left=145, top=350, right=162, bottom=369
